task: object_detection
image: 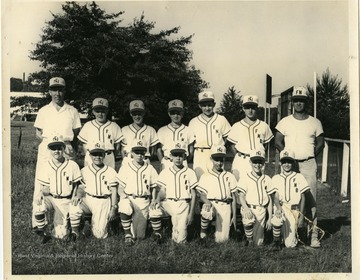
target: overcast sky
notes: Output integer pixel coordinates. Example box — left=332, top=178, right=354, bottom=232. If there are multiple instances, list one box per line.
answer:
left=7, top=0, right=350, bottom=107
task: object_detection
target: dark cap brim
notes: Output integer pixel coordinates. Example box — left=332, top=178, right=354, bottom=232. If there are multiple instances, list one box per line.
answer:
left=89, top=148, right=105, bottom=153
left=170, top=148, right=186, bottom=154
left=250, top=156, right=265, bottom=162
left=48, top=142, right=65, bottom=148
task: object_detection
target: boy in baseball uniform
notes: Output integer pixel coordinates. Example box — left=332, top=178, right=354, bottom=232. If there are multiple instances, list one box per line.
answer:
left=188, top=91, right=231, bottom=179
left=238, top=150, right=274, bottom=246
left=78, top=98, right=123, bottom=169
left=33, top=135, right=82, bottom=243
left=196, top=145, right=237, bottom=243
left=271, top=149, right=308, bottom=250
left=149, top=142, right=198, bottom=244
left=227, top=95, right=273, bottom=181
left=121, top=100, right=159, bottom=165
left=157, top=99, right=195, bottom=171
left=117, top=140, right=158, bottom=246
left=69, top=141, right=118, bottom=240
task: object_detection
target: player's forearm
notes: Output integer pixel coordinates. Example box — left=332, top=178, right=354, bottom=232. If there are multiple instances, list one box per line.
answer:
left=274, top=132, right=285, bottom=152
left=110, top=186, right=118, bottom=206
left=156, top=147, right=164, bottom=162
left=314, top=135, right=325, bottom=156
left=239, top=193, right=249, bottom=210
left=299, top=193, right=306, bottom=214
left=229, top=143, right=237, bottom=156
left=35, top=128, right=43, bottom=140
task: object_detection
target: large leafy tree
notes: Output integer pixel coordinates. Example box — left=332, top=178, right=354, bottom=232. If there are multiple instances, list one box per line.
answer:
left=307, top=68, right=350, bottom=139
left=29, top=1, right=207, bottom=128
left=217, top=86, right=243, bottom=125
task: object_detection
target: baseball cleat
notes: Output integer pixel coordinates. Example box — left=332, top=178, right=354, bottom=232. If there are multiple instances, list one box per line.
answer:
left=310, top=238, right=321, bottom=248
left=153, top=233, right=163, bottom=245
left=35, top=230, right=51, bottom=244
left=245, top=239, right=254, bottom=247
left=125, top=236, right=134, bottom=246
left=271, top=240, right=282, bottom=251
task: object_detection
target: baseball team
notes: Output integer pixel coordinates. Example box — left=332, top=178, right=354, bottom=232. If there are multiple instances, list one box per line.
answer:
left=31, top=76, right=324, bottom=251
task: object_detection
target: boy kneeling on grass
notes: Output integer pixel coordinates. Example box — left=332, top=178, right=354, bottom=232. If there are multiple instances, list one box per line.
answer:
left=149, top=142, right=198, bottom=244
left=33, top=134, right=82, bottom=243
left=117, top=140, right=158, bottom=246
left=196, top=145, right=237, bottom=244
left=271, top=149, right=308, bottom=251
left=238, top=150, right=274, bottom=246
left=69, top=141, right=118, bottom=240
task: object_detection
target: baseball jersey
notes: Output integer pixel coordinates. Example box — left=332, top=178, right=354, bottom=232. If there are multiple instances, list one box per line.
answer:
left=37, top=159, right=82, bottom=197
left=117, top=161, right=158, bottom=196
left=157, top=124, right=195, bottom=157
left=121, top=124, right=159, bottom=156
left=157, top=166, right=198, bottom=199
left=81, top=164, right=118, bottom=196
left=272, top=171, right=310, bottom=205
left=275, top=115, right=324, bottom=159
left=238, top=172, right=274, bottom=206
left=188, top=113, right=231, bottom=148
left=227, top=119, right=273, bottom=153
left=34, top=102, right=81, bottom=141
left=78, top=120, right=123, bottom=151
left=197, top=170, right=237, bottom=200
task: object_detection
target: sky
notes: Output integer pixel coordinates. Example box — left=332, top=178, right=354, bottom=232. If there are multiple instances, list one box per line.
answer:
left=5, top=0, right=350, bottom=107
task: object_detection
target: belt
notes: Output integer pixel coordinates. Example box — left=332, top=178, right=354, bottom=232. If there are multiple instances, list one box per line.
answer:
left=209, top=198, right=233, bottom=204
left=237, top=151, right=250, bottom=158
left=296, top=156, right=315, bottom=162
left=167, top=198, right=191, bottom=202
left=125, top=193, right=149, bottom=200
left=281, top=203, right=299, bottom=210
left=195, top=147, right=211, bottom=152
left=49, top=193, right=72, bottom=199
left=247, top=204, right=265, bottom=209
left=86, top=193, right=110, bottom=199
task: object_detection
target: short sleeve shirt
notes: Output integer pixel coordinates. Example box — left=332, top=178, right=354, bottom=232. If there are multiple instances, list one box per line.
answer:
left=34, top=102, right=81, bottom=141
left=157, top=166, right=198, bottom=199
left=81, top=164, right=118, bottom=196
left=78, top=120, right=123, bottom=151
left=275, top=115, right=324, bottom=159
left=38, top=159, right=82, bottom=196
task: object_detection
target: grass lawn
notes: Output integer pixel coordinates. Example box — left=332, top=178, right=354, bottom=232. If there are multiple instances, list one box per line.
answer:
left=9, top=121, right=352, bottom=274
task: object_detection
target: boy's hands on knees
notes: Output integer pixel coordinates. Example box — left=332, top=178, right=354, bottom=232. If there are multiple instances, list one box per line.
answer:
left=243, top=208, right=253, bottom=220
left=275, top=208, right=282, bottom=219
left=36, top=192, right=44, bottom=206
left=203, top=202, right=212, bottom=212
left=297, top=215, right=305, bottom=228
left=265, top=218, right=272, bottom=230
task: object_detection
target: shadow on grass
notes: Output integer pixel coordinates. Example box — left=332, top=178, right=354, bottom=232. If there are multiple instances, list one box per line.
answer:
left=318, top=216, right=351, bottom=240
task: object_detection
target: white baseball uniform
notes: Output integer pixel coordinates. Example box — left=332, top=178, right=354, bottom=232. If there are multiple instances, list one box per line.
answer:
left=196, top=169, right=237, bottom=243
left=34, top=159, right=82, bottom=239
left=275, top=115, right=323, bottom=200
left=149, top=166, right=198, bottom=243
left=188, top=113, right=231, bottom=178
left=271, top=171, right=309, bottom=247
left=227, top=119, right=273, bottom=180
left=69, top=164, right=118, bottom=239
left=238, top=172, right=274, bottom=245
left=33, top=102, right=81, bottom=226
left=117, top=161, right=158, bottom=239
left=78, top=120, right=123, bottom=168
left=121, top=124, right=159, bottom=163
left=157, top=124, right=195, bottom=170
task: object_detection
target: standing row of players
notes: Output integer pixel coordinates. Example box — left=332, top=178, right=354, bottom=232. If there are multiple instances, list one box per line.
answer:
left=32, top=77, right=324, bottom=250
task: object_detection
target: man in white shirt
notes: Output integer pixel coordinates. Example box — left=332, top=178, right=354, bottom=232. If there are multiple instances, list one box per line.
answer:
left=32, top=77, right=81, bottom=230
left=275, top=86, right=324, bottom=248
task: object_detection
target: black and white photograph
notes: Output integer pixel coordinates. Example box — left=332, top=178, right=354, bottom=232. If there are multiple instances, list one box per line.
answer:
left=2, top=0, right=359, bottom=278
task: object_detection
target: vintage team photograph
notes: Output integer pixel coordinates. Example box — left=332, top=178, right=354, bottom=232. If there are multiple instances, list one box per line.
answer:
left=3, top=0, right=358, bottom=278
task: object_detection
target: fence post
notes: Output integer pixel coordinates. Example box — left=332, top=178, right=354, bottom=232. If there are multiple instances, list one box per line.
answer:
left=321, top=140, right=328, bottom=183
left=341, top=143, right=350, bottom=198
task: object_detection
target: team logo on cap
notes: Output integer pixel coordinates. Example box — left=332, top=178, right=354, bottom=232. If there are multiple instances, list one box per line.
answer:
left=95, top=143, right=101, bottom=148
left=203, top=93, right=208, bottom=97
left=53, top=136, right=59, bottom=141
left=218, top=147, right=223, bottom=152
left=98, top=100, right=103, bottom=104
left=284, top=151, right=289, bottom=156
left=137, top=140, right=143, bottom=146
left=172, top=101, right=178, bottom=106
left=54, top=78, right=59, bottom=83
left=176, top=143, right=181, bottom=148
left=134, top=103, right=139, bottom=107
left=256, top=151, right=261, bottom=155
left=248, top=96, right=253, bottom=101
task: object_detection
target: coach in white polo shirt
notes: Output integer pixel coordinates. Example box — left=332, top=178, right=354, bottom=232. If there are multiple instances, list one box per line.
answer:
left=275, top=86, right=324, bottom=248
left=32, top=77, right=81, bottom=230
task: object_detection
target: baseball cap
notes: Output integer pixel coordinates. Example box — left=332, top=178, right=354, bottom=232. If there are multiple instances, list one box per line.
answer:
left=49, top=77, right=66, bottom=88
left=48, top=134, right=65, bottom=149
left=129, top=100, right=145, bottom=113
left=211, top=145, right=227, bottom=158
left=250, top=150, right=265, bottom=162
left=198, top=91, right=215, bottom=103
left=88, top=141, right=105, bottom=153
left=280, top=149, right=295, bottom=161
left=131, top=139, right=147, bottom=152
left=170, top=142, right=187, bottom=155
left=92, top=98, right=109, bottom=109
left=243, top=95, right=259, bottom=106
left=168, top=99, right=184, bottom=111
left=292, top=86, right=308, bottom=100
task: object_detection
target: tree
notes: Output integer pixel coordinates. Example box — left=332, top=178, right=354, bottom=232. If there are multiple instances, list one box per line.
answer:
left=29, top=1, right=207, bottom=128
left=217, top=86, right=243, bottom=125
left=10, top=78, right=23, bottom=92
left=307, top=68, right=349, bottom=139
